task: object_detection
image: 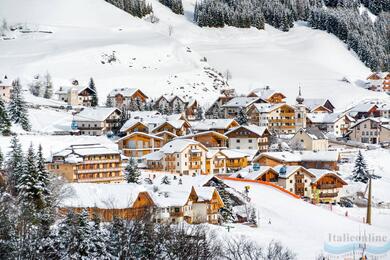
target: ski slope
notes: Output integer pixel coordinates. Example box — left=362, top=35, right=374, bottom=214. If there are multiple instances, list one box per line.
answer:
left=0, top=0, right=389, bottom=109
left=223, top=180, right=390, bottom=259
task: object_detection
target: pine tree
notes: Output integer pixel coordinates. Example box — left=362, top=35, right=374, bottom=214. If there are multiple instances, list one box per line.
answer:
left=0, top=97, right=11, bottom=135
left=351, top=150, right=369, bottom=183
left=161, top=176, right=171, bottom=185
left=5, top=136, right=24, bottom=195
left=105, top=95, right=113, bottom=107
left=36, top=144, right=51, bottom=210
left=196, top=106, right=204, bottom=120
left=235, top=108, right=248, bottom=125
left=89, top=77, right=98, bottom=107
left=43, top=72, right=53, bottom=99
left=249, top=207, right=257, bottom=225
left=125, top=158, right=141, bottom=184
left=8, top=79, right=30, bottom=131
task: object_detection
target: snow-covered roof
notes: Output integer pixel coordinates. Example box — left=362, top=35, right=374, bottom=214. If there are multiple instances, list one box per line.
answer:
left=24, top=93, right=68, bottom=108
left=160, top=139, right=206, bottom=154
left=220, top=149, right=249, bottom=159
left=255, top=151, right=339, bottom=162
left=116, top=132, right=163, bottom=143
left=119, top=119, right=149, bottom=132
left=143, top=151, right=164, bottom=161
left=108, top=87, right=145, bottom=98
left=0, top=75, right=12, bottom=86
left=302, top=98, right=333, bottom=112
left=250, top=103, right=291, bottom=113
left=206, top=149, right=224, bottom=159
left=222, top=96, right=263, bottom=108
left=348, top=103, right=377, bottom=113
left=272, top=165, right=316, bottom=179
left=56, top=85, right=95, bottom=95
left=130, top=110, right=160, bottom=119
left=74, top=107, right=120, bottom=122
left=152, top=120, right=189, bottom=132
left=60, top=183, right=145, bottom=209
left=249, top=87, right=285, bottom=100
left=231, top=165, right=274, bottom=180
left=225, top=124, right=268, bottom=137
left=53, top=143, right=120, bottom=158
left=295, top=127, right=328, bottom=140
left=175, top=131, right=228, bottom=141
left=307, top=112, right=348, bottom=124
left=192, top=119, right=238, bottom=131
left=349, top=117, right=390, bottom=129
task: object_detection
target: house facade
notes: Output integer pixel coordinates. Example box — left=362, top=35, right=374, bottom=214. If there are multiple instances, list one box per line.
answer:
left=56, top=84, right=95, bottom=107
left=306, top=113, right=355, bottom=137
left=47, top=144, right=123, bottom=183
left=0, top=76, right=12, bottom=102
left=205, top=150, right=227, bottom=175
left=366, top=72, right=390, bottom=93
left=310, top=169, right=347, bottom=203
left=151, top=120, right=191, bottom=137
left=107, top=88, right=148, bottom=109
left=74, top=107, right=121, bottom=135
left=290, top=128, right=328, bottom=151
left=225, top=125, right=270, bottom=152
left=347, top=117, right=390, bottom=144
left=247, top=86, right=286, bottom=104
left=117, top=132, right=163, bottom=159
left=175, top=131, right=228, bottom=148
left=222, top=96, right=266, bottom=118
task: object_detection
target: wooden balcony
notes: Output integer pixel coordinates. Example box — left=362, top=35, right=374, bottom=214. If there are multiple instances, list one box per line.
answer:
left=76, top=175, right=124, bottom=183
left=83, top=159, right=119, bottom=164
left=320, top=192, right=339, bottom=198
left=76, top=167, right=121, bottom=174
left=165, top=157, right=176, bottom=162
left=317, top=183, right=337, bottom=189
left=190, top=156, right=201, bottom=161
left=190, top=164, right=201, bottom=169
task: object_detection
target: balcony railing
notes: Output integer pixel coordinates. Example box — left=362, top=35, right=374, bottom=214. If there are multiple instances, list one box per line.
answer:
left=317, top=183, right=337, bottom=189
left=76, top=175, right=124, bottom=183
left=319, top=192, right=339, bottom=198
left=76, top=167, right=121, bottom=174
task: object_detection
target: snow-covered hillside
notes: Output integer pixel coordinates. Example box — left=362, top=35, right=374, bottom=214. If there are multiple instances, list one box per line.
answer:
left=0, top=0, right=389, bottom=109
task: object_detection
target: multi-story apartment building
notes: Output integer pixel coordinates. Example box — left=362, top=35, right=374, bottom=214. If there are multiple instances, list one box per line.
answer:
left=306, top=112, right=355, bottom=137
left=47, top=144, right=123, bottom=183
left=347, top=117, right=390, bottom=144
left=247, top=103, right=297, bottom=134
left=205, top=150, right=227, bottom=175
left=143, top=139, right=208, bottom=175
left=74, top=107, right=121, bottom=135
left=225, top=125, right=270, bottom=152
left=107, top=87, right=148, bottom=109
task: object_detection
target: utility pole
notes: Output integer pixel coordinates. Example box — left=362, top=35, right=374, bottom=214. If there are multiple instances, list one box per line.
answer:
left=366, top=172, right=372, bottom=225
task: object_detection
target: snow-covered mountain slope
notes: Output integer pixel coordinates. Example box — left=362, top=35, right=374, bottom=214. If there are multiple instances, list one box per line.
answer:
left=0, top=0, right=388, bottom=108
left=224, top=180, right=390, bottom=259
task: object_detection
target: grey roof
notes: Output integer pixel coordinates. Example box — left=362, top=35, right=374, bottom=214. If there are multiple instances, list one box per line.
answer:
left=297, top=127, right=328, bottom=140
left=74, top=107, right=120, bottom=122
left=222, top=96, right=263, bottom=108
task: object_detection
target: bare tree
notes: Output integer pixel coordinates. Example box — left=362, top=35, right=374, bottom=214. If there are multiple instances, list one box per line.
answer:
left=168, top=25, right=174, bottom=37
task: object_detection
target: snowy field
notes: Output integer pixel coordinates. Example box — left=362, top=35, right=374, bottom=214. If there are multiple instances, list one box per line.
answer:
left=1, top=0, right=389, bottom=109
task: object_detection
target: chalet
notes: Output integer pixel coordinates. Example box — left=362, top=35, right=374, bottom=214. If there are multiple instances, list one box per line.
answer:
left=302, top=99, right=335, bottom=113
left=253, top=151, right=340, bottom=171
left=192, top=119, right=239, bottom=134
left=366, top=72, right=390, bottom=93
left=377, top=101, right=390, bottom=118
left=290, top=127, right=328, bottom=151
left=47, top=144, right=123, bottom=183
left=205, top=150, right=227, bottom=175
left=116, top=132, right=163, bottom=160
left=120, top=119, right=149, bottom=135
left=231, top=165, right=278, bottom=182
left=151, top=120, right=191, bottom=137
left=58, top=183, right=153, bottom=221
left=225, top=125, right=270, bottom=152
left=347, top=103, right=379, bottom=120
left=347, top=117, right=390, bottom=144
left=154, top=131, right=177, bottom=144
left=220, top=149, right=249, bottom=172
left=143, top=139, right=208, bottom=175
left=274, top=165, right=316, bottom=197
left=222, top=96, right=266, bottom=118
left=74, top=107, right=121, bottom=135
left=56, top=84, right=95, bottom=107
left=205, top=96, right=234, bottom=119
left=107, top=88, right=148, bottom=109
left=0, top=76, right=12, bottom=103
left=175, top=131, right=228, bottom=148
left=309, top=169, right=347, bottom=203
left=306, top=112, right=355, bottom=137
left=154, top=95, right=171, bottom=111
left=247, top=86, right=286, bottom=103
left=247, top=103, right=296, bottom=134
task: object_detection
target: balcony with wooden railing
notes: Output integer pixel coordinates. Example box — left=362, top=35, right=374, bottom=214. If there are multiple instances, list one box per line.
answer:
left=190, top=163, right=201, bottom=169
left=317, top=183, right=337, bottom=189
left=76, top=175, right=124, bottom=183
left=76, top=167, right=121, bottom=174
left=319, top=192, right=339, bottom=198
left=190, top=156, right=201, bottom=162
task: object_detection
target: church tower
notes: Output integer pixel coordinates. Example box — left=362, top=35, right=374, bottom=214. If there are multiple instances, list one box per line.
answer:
left=295, top=86, right=306, bottom=132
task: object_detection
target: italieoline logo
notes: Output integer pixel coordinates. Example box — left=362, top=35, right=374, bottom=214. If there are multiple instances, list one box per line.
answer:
left=323, top=232, right=390, bottom=259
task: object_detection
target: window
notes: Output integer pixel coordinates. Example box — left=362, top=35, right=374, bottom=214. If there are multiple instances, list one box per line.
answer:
left=248, top=139, right=253, bottom=143
left=236, top=140, right=240, bottom=143
left=290, top=180, right=293, bottom=183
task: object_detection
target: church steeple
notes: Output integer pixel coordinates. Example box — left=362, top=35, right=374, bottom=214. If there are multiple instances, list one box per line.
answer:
left=296, top=86, right=304, bottom=105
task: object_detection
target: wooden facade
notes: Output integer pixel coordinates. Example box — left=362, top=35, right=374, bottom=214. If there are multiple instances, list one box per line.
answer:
left=117, top=132, right=163, bottom=158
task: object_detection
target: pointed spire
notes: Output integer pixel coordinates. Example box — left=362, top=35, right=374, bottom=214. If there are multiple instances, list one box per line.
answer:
left=296, top=85, right=304, bottom=105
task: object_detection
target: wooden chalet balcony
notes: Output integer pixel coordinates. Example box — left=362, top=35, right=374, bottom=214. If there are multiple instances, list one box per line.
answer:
left=83, top=159, right=119, bottom=164
left=76, top=167, right=121, bottom=174
left=76, top=175, right=124, bottom=183
left=190, top=164, right=201, bottom=169
left=165, top=157, right=175, bottom=162
left=170, top=211, right=184, bottom=217
left=214, top=162, right=224, bottom=168
left=320, top=192, right=339, bottom=198
left=190, top=156, right=201, bottom=161
left=317, top=183, right=337, bottom=189
left=295, top=183, right=304, bottom=189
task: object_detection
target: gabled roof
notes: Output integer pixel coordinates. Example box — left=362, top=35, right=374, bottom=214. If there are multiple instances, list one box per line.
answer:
left=349, top=117, right=390, bottom=129
left=120, top=119, right=149, bottom=132
left=220, top=149, right=249, bottom=159
left=108, top=88, right=147, bottom=99
left=273, top=165, right=316, bottom=179
left=303, top=98, right=334, bottom=112
left=307, top=112, right=347, bottom=124
left=116, top=132, right=163, bottom=143
left=294, top=127, right=328, bottom=140
left=192, top=119, right=238, bottom=131
left=56, top=85, right=95, bottom=95
left=160, top=139, right=207, bottom=154
left=74, top=107, right=120, bottom=122
left=254, top=151, right=340, bottom=163
left=206, top=149, right=226, bottom=159
left=308, top=168, right=347, bottom=184
left=250, top=102, right=294, bottom=113
left=143, top=151, right=164, bottom=161
left=248, top=87, right=286, bottom=100
left=152, top=120, right=190, bottom=132
left=367, top=72, right=389, bottom=80
left=60, top=183, right=146, bottom=209
left=222, top=96, right=265, bottom=108
left=231, top=165, right=275, bottom=180
left=175, top=131, right=228, bottom=141
left=154, top=130, right=178, bottom=138
left=53, top=144, right=120, bottom=158
left=225, top=124, right=269, bottom=137
left=348, top=103, right=378, bottom=113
